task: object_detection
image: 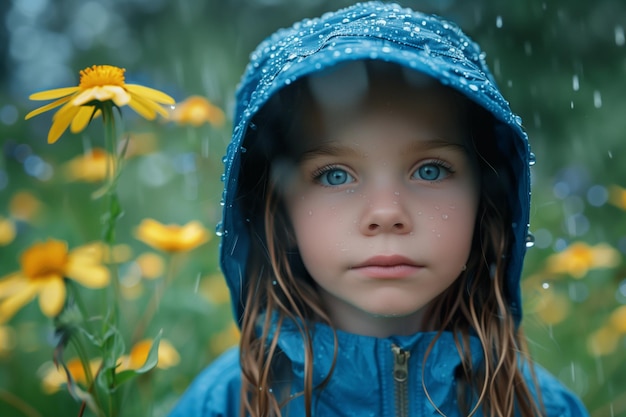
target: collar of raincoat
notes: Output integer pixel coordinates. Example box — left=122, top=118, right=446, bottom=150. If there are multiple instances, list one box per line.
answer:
left=218, top=1, right=532, bottom=326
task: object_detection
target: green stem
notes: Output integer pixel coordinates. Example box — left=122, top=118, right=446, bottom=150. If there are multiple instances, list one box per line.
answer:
left=131, top=253, right=180, bottom=343
left=70, top=336, right=106, bottom=417
left=0, top=389, right=43, bottom=417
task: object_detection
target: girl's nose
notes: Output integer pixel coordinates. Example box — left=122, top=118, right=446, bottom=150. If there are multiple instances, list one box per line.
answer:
left=360, top=191, right=413, bottom=236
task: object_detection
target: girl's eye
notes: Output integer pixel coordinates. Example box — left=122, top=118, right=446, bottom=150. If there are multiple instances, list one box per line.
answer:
left=413, top=162, right=451, bottom=181
left=315, top=167, right=355, bottom=186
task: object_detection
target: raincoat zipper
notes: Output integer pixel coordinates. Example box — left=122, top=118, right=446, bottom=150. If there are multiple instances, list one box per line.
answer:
left=391, top=344, right=411, bottom=417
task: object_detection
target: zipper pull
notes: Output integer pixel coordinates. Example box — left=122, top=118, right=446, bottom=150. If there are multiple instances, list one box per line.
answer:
left=391, top=344, right=410, bottom=382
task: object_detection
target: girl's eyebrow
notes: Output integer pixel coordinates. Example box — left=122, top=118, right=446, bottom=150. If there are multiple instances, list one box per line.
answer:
left=298, top=137, right=470, bottom=162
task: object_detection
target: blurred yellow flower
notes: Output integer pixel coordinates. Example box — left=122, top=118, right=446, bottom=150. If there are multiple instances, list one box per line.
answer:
left=25, top=65, right=175, bottom=144
left=118, top=338, right=180, bottom=371
left=0, top=324, right=16, bottom=357
left=587, top=325, right=620, bottom=356
left=609, top=185, right=626, bottom=210
left=200, top=273, right=231, bottom=305
left=135, top=219, right=210, bottom=253
left=63, top=148, right=114, bottom=182
left=0, top=217, right=16, bottom=246
left=40, top=357, right=102, bottom=394
left=0, top=239, right=110, bottom=323
left=545, top=242, right=621, bottom=278
left=170, top=95, right=225, bottom=127
left=9, top=190, right=43, bottom=222
left=609, top=305, right=626, bottom=334
left=120, top=132, right=159, bottom=158
left=210, top=322, right=240, bottom=356
left=532, top=288, right=570, bottom=325
left=135, top=252, right=165, bottom=280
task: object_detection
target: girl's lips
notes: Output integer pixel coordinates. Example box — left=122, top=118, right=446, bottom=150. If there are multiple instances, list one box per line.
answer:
left=351, top=255, right=423, bottom=279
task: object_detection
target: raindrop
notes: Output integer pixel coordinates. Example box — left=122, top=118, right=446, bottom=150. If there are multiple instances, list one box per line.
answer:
left=593, top=91, right=602, bottom=108
left=215, top=222, right=224, bottom=237
left=495, top=16, right=503, bottom=28
left=572, top=75, right=579, bottom=91
left=308, top=210, right=313, bottom=216
left=541, top=282, right=550, bottom=289
left=525, top=232, right=535, bottom=248
left=272, top=280, right=277, bottom=286
left=529, top=152, right=536, bottom=166
left=441, top=214, right=449, bottom=220
left=616, top=25, right=625, bottom=46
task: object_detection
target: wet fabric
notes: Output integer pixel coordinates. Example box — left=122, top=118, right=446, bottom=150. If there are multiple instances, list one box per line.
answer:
left=169, top=2, right=590, bottom=416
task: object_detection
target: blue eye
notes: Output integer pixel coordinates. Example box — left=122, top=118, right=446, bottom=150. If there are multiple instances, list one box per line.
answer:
left=317, top=167, right=354, bottom=186
left=414, top=162, right=450, bottom=181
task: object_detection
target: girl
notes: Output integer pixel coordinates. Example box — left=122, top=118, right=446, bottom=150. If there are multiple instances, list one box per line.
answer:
left=169, top=2, right=589, bottom=416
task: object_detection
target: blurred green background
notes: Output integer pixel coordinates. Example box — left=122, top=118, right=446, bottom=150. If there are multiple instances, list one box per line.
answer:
left=0, top=0, right=625, bottom=416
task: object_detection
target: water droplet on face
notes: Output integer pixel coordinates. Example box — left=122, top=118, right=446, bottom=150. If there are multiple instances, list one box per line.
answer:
left=308, top=210, right=313, bottom=216
left=441, top=214, right=449, bottom=220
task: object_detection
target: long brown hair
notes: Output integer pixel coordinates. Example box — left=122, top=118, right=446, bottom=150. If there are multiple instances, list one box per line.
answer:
left=236, top=67, right=544, bottom=417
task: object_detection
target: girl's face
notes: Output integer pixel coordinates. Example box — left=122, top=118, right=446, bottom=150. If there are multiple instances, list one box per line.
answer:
left=281, top=80, right=479, bottom=337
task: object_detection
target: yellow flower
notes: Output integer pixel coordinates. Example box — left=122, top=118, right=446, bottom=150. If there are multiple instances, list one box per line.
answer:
left=532, top=288, right=571, bottom=325
left=545, top=242, right=621, bottom=278
left=120, top=132, right=159, bottom=158
left=0, top=217, right=16, bottom=246
left=9, top=190, right=43, bottom=222
left=135, top=252, right=165, bottom=280
left=135, top=219, right=210, bottom=253
left=39, top=357, right=102, bottom=394
left=210, top=322, right=240, bottom=356
left=63, top=148, right=114, bottom=182
left=609, top=305, right=626, bottom=334
left=587, top=325, right=620, bottom=357
left=609, top=185, right=626, bottom=210
left=25, top=65, right=175, bottom=144
left=170, top=95, right=225, bottom=127
left=200, top=273, right=231, bottom=305
left=118, top=338, right=180, bottom=371
left=0, top=239, right=110, bottom=323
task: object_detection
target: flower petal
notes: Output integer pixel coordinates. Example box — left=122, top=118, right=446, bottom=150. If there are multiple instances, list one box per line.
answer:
left=29, top=87, right=79, bottom=101
left=65, top=257, right=110, bottom=288
left=127, top=97, right=157, bottom=120
left=132, top=94, right=170, bottom=118
left=0, top=281, right=38, bottom=323
left=0, top=273, right=28, bottom=298
left=126, top=84, right=175, bottom=104
left=37, top=276, right=66, bottom=317
left=48, top=105, right=80, bottom=144
left=25, top=97, right=73, bottom=120
left=70, top=106, right=96, bottom=134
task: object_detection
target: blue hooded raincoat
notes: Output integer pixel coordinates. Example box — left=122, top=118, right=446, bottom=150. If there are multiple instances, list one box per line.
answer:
left=169, top=2, right=590, bottom=416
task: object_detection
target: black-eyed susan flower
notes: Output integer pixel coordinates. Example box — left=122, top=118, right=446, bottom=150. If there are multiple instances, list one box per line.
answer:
left=545, top=241, right=621, bottom=278
left=170, top=95, right=225, bottom=127
left=134, top=219, right=209, bottom=253
left=25, top=65, right=175, bottom=144
left=0, top=239, right=110, bottom=323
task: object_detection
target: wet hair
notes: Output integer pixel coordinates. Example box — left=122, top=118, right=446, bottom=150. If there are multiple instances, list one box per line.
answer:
left=235, top=61, right=544, bottom=417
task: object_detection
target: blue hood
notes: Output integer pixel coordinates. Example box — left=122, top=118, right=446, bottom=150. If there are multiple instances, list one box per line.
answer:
left=219, top=1, right=532, bottom=325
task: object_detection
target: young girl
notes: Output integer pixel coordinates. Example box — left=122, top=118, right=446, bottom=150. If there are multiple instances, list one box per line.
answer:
left=169, top=2, right=589, bottom=416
